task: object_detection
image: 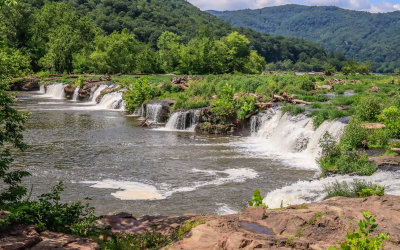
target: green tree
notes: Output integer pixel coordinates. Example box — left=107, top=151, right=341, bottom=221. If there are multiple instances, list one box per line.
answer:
left=157, top=31, right=181, bottom=73
left=211, top=83, right=235, bottom=122
left=220, top=32, right=250, bottom=72
left=136, top=45, right=158, bottom=74
left=245, top=50, right=266, bottom=73
left=89, top=29, right=140, bottom=74
left=123, top=77, right=153, bottom=113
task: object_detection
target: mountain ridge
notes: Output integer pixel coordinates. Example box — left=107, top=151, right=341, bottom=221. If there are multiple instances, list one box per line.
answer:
left=209, top=4, right=400, bottom=72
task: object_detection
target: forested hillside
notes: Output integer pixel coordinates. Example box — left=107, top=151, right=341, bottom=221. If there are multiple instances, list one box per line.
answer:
left=0, top=0, right=348, bottom=74
left=210, top=5, right=400, bottom=72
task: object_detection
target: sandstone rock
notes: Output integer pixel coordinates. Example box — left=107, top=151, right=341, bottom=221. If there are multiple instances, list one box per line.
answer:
left=9, top=77, right=40, bottom=91
left=0, top=225, right=41, bottom=250
left=31, top=231, right=99, bottom=250
left=78, top=82, right=97, bottom=100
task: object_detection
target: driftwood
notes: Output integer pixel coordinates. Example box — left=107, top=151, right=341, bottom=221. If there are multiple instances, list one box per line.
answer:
left=316, top=85, right=333, bottom=90
left=392, top=148, right=400, bottom=154
left=272, top=93, right=313, bottom=105
left=172, top=83, right=189, bottom=90
left=255, top=102, right=273, bottom=109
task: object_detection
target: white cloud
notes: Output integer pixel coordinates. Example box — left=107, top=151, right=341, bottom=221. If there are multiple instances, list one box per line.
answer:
left=369, top=1, right=400, bottom=12
left=303, top=0, right=371, bottom=10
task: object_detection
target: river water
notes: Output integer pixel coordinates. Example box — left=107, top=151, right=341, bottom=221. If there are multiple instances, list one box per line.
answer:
left=13, top=89, right=400, bottom=216
left=13, top=91, right=316, bottom=216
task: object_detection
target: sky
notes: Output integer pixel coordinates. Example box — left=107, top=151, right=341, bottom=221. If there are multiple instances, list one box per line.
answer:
left=187, top=0, right=400, bottom=13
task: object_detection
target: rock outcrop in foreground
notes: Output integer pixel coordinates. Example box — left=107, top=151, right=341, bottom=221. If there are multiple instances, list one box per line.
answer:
left=2, top=195, right=400, bottom=249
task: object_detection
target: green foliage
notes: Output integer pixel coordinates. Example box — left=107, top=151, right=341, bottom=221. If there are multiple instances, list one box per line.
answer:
left=378, top=106, right=400, bottom=139
left=329, top=211, right=390, bottom=250
left=248, top=189, right=268, bottom=209
left=282, top=105, right=306, bottom=115
left=335, top=152, right=376, bottom=176
left=172, top=219, right=206, bottom=240
left=339, top=118, right=368, bottom=151
left=325, top=180, right=384, bottom=198
left=311, top=105, right=349, bottom=128
left=0, top=47, right=31, bottom=78
left=88, top=29, right=140, bottom=74
left=235, top=95, right=256, bottom=120
left=123, top=77, right=159, bottom=113
left=102, top=230, right=171, bottom=250
left=72, top=76, right=84, bottom=88
left=211, top=83, right=235, bottom=122
left=0, top=182, right=97, bottom=233
left=0, top=82, right=29, bottom=204
left=211, top=5, right=400, bottom=72
left=355, top=96, right=382, bottom=122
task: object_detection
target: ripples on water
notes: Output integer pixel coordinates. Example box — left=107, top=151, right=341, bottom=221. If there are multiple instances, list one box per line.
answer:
left=13, top=92, right=317, bottom=215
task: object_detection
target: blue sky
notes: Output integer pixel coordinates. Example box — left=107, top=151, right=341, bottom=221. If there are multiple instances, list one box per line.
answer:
left=188, top=0, right=400, bottom=12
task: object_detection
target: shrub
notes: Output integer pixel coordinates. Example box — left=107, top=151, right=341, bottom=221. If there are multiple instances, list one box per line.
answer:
left=325, top=180, right=384, bottom=198
left=336, top=152, right=376, bottom=176
left=235, top=95, right=256, bottom=120
left=123, top=77, right=159, bottom=113
left=355, top=96, right=382, bottom=121
left=0, top=182, right=97, bottom=233
left=102, top=230, right=171, bottom=250
left=331, top=96, right=355, bottom=106
left=329, top=211, right=390, bottom=250
left=378, top=106, right=400, bottom=139
left=211, top=83, right=235, bottom=122
left=248, top=189, right=268, bottom=209
left=339, top=118, right=368, bottom=151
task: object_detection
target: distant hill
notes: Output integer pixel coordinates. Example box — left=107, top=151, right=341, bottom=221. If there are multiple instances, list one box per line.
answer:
left=47, top=0, right=330, bottom=66
left=209, top=5, right=400, bottom=72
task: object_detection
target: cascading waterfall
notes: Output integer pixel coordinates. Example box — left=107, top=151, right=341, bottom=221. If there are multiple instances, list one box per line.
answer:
left=245, top=108, right=346, bottom=170
left=90, top=85, right=108, bottom=103
left=145, top=104, right=163, bottom=123
left=97, top=92, right=124, bottom=110
left=164, top=109, right=201, bottom=131
left=72, top=86, right=80, bottom=101
left=44, top=83, right=66, bottom=99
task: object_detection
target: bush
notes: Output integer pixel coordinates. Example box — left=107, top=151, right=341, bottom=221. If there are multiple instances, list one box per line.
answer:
left=235, top=95, right=256, bottom=120
left=311, top=106, right=349, bottom=128
left=325, top=180, right=384, bottom=198
left=355, top=96, right=382, bottom=121
left=123, top=77, right=160, bottom=113
left=339, top=118, right=368, bottom=151
left=336, top=152, right=376, bottom=176
left=0, top=182, right=97, bottom=233
left=211, top=83, right=235, bottom=122
left=378, top=106, right=400, bottom=139
left=329, top=211, right=389, bottom=250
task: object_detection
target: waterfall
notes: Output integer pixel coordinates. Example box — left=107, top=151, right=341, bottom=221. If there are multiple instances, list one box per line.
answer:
left=164, top=109, right=201, bottom=131
left=90, top=85, right=108, bottom=103
left=245, top=108, right=346, bottom=170
left=38, top=85, right=45, bottom=94
left=97, top=92, right=124, bottom=110
left=72, top=86, right=80, bottom=101
left=145, top=104, right=163, bottom=123
left=44, top=83, right=66, bottom=99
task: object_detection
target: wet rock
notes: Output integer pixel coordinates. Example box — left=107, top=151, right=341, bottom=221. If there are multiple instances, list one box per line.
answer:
left=95, top=86, right=118, bottom=103
left=78, top=82, right=97, bottom=101
left=195, top=123, right=235, bottom=135
left=64, top=85, right=76, bottom=98
left=9, top=77, right=40, bottom=91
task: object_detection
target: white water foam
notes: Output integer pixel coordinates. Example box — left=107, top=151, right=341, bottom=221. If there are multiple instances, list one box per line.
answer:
left=161, top=109, right=201, bottom=132
left=216, top=203, right=237, bottom=215
left=97, top=92, right=124, bottom=110
left=263, top=171, right=400, bottom=209
left=81, top=168, right=258, bottom=200
left=90, top=85, right=108, bottom=104
left=82, top=180, right=164, bottom=200
left=238, top=108, right=346, bottom=170
left=72, top=86, right=80, bottom=101
left=43, top=83, right=66, bottom=99
left=145, top=104, right=163, bottom=123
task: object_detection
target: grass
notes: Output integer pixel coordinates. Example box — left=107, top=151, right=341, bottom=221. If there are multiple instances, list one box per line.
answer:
left=324, top=180, right=384, bottom=198
left=282, top=105, right=306, bottom=115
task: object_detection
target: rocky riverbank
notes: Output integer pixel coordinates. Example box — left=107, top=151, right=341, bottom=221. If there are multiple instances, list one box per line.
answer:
left=2, top=195, right=400, bottom=249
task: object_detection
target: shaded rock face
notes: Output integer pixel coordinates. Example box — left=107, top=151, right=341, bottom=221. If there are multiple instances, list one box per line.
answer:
left=0, top=225, right=99, bottom=250
left=169, top=195, right=400, bottom=250
left=64, top=85, right=76, bottom=98
left=9, top=77, right=40, bottom=91
left=195, top=123, right=235, bottom=135
left=78, top=82, right=97, bottom=101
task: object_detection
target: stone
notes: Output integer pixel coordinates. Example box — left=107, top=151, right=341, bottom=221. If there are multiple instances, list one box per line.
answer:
left=9, top=77, right=40, bottom=91
left=31, top=231, right=99, bottom=250
left=0, top=225, right=41, bottom=250
left=64, top=85, right=76, bottom=97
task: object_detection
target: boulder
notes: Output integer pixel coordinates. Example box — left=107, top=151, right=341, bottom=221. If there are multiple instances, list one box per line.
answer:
left=78, top=82, right=97, bottom=100
left=9, top=77, right=40, bottom=91
left=31, top=231, right=99, bottom=250
left=0, top=225, right=41, bottom=250
left=64, top=85, right=76, bottom=98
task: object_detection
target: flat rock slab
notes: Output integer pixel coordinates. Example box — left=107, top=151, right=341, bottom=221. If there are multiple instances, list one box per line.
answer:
left=169, top=195, right=400, bottom=249
left=370, top=155, right=400, bottom=168
left=0, top=226, right=99, bottom=250
left=93, top=213, right=192, bottom=236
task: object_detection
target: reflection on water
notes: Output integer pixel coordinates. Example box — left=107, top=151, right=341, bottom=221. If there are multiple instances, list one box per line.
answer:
left=13, top=92, right=315, bottom=216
